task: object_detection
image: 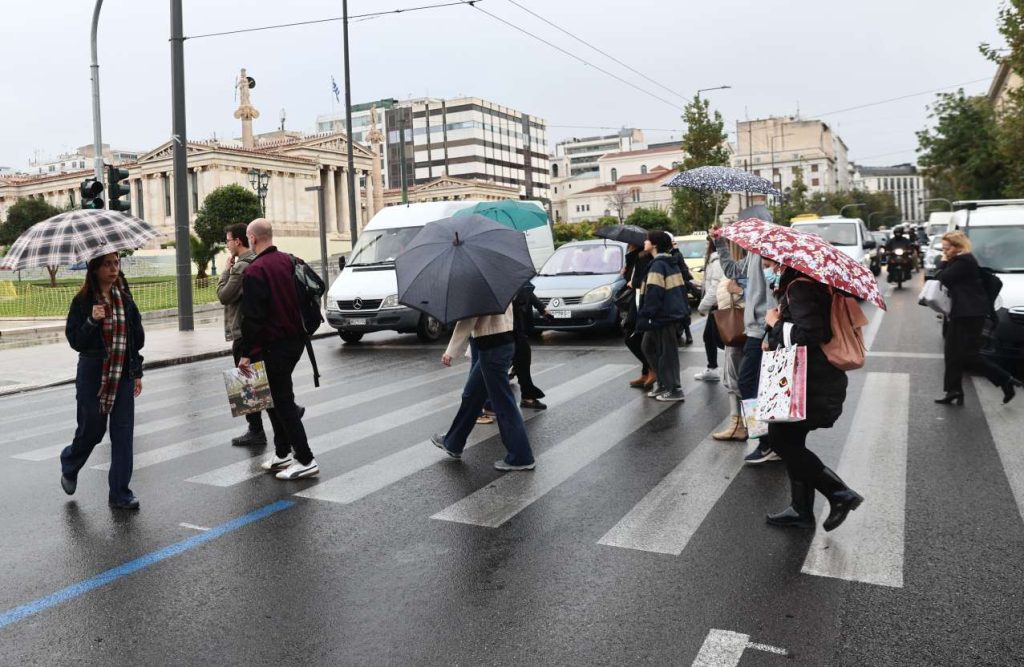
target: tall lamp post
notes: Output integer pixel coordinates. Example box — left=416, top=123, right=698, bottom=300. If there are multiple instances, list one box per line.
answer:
left=248, top=169, right=270, bottom=216
left=919, top=197, right=952, bottom=213
left=840, top=202, right=867, bottom=218
left=696, top=85, right=731, bottom=100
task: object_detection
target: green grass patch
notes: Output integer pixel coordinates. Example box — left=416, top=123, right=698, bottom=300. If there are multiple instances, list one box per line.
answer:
left=0, top=275, right=220, bottom=317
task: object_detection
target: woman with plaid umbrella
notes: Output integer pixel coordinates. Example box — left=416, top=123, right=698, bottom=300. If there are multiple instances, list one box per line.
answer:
left=59, top=253, right=146, bottom=510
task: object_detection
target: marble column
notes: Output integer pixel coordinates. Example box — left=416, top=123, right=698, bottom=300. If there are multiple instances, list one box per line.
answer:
left=324, top=168, right=338, bottom=234
left=337, top=168, right=349, bottom=236
left=365, top=168, right=375, bottom=221
left=352, top=171, right=363, bottom=230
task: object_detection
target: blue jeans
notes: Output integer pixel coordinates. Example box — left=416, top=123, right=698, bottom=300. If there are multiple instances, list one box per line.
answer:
left=61, top=356, right=136, bottom=503
left=444, top=341, right=534, bottom=466
left=738, top=335, right=764, bottom=400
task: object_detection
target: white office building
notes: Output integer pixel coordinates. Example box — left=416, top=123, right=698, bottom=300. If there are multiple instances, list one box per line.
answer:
left=852, top=163, right=928, bottom=222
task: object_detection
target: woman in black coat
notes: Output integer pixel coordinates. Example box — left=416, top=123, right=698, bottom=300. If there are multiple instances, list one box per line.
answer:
left=935, top=231, right=1022, bottom=405
left=61, top=253, right=145, bottom=510
left=622, top=246, right=654, bottom=389
left=762, top=261, right=863, bottom=532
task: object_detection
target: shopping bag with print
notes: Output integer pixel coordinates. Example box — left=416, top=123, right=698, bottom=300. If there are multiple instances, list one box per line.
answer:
left=223, top=361, right=274, bottom=417
left=741, top=398, right=768, bottom=439
left=756, top=345, right=807, bottom=422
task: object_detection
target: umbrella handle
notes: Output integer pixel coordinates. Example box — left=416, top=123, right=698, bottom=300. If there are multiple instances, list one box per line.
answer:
left=454, top=232, right=461, bottom=246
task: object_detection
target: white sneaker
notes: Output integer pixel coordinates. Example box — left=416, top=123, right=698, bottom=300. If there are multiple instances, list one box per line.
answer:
left=647, top=386, right=668, bottom=398
left=275, top=458, right=320, bottom=480
left=260, top=454, right=293, bottom=471
left=694, top=368, right=720, bottom=382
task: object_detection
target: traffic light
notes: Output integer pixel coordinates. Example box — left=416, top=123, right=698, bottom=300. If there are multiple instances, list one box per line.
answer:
left=106, top=166, right=131, bottom=212
left=80, top=178, right=104, bottom=209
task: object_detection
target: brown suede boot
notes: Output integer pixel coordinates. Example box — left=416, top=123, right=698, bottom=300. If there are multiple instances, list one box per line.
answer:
left=712, top=415, right=748, bottom=441
left=629, top=372, right=648, bottom=388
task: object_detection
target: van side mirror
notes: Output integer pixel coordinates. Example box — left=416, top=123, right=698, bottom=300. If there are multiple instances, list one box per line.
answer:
left=863, top=239, right=877, bottom=250
left=338, top=256, right=347, bottom=271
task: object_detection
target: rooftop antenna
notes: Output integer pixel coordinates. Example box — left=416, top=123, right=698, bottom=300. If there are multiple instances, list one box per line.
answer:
left=280, top=108, right=286, bottom=131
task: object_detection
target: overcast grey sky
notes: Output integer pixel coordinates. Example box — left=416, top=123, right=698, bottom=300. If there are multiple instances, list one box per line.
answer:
left=0, top=0, right=1004, bottom=170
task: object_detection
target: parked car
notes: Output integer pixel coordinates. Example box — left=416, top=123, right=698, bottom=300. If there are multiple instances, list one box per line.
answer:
left=950, top=200, right=1024, bottom=375
left=922, top=236, right=943, bottom=280
left=530, top=239, right=627, bottom=333
left=871, top=231, right=891, bottom=268
left=790, top=215, right=876, bottom=273
left=673, top=231, right=709, bottom=301
left=325, top=200, right=555, bottom=343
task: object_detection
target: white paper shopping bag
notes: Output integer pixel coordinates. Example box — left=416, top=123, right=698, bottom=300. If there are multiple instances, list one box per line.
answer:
left=756, top=346, right=807, bottom=423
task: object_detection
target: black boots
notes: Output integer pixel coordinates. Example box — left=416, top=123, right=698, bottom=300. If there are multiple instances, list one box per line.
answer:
left=814, top=467, right=864, bottom=532
left=231, top=429, right=267, bottom=447
left=766, top=479, right=815, bottom=529
left=1002, top=378, right=1024, bottom=404
left=934, top=392, right=964, bottom=406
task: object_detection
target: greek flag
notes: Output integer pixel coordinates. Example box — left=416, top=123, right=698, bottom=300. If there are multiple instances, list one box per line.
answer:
left=331, top=76, right=341, bottom=103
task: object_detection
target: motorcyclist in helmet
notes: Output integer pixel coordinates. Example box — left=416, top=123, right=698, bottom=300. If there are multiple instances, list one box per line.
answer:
left=884, top=227, right=915, bottom=281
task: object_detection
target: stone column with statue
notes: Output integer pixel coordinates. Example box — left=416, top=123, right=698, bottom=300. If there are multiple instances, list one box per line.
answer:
left=234, top=68, right=260, bottom=148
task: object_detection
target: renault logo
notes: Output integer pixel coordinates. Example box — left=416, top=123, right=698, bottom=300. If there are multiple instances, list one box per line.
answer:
left=550, top=297, right=560, bottom=308
left=353, top=297, right=363, bottom=310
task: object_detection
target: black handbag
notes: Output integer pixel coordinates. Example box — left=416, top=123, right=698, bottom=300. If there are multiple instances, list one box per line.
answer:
left=613, top=286, right=636, bottom=310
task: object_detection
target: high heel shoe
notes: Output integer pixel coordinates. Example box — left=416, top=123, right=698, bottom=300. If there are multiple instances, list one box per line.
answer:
left=934, top=392, right=964, bottom=406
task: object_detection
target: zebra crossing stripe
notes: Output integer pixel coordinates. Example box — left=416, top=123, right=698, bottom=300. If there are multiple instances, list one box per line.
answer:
left=971, top=377, right=1024, bottom=522
left=801, top=372, right=909, bottom=588
left=430, top=369, right=703, bottom=529
left=598, top=417, right=746, bottom=555
left=185, top=364, right=563, bottom=487
left=294, top=364, right=634, bottom=505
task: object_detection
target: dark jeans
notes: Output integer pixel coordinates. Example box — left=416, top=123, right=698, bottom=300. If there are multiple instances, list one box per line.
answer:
left=259, top=338, right=314, bottom=465
left=642, top=323, right=681, bottom=391
left=444, top=341, right=534, bottom=466
left=232, top=339, right=264, bottom=434
left=624, top=326, right=648, bottom=373
left=703, top=313, right=719, bottom=369
left=944, top=316, right=1012, bottom=393
left=738, top=335, right=764, bottom=400
left=60, top=357, right=135, bottom=503
left=512, top=334, right=544, bottom=400
left=768, top=422, right=823, bottom=483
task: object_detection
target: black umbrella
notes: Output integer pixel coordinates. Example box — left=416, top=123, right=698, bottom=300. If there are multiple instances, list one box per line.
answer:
left=395, top=214, right=536, bottom=325
left=594, top=224, right=648, bottom=248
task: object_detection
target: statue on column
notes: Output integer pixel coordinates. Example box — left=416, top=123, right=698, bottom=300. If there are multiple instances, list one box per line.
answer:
left=366, top=105, right=385, bottom=218
left=233, top=68, right=260, bottom=148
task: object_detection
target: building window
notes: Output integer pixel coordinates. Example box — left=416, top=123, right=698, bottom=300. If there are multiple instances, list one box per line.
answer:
left=640, top=165, right=647, bottom=175
left=753, top=170, right=761, bottom=177
left=552, top=163, right=559, bottom=178
left=554, top=187, right=558, bottom=194
left=162, top=174, right=171, bottom=216
left=811, top=164, right=819, bottom=173
left=611, top=168, right=618, bottom=182
left=631, top=188, right=640, bottom=203
left=811, top=178, right=820, bottom=187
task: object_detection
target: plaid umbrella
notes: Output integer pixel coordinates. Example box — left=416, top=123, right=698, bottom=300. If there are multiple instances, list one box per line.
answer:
left=663, top=165, right=783, bottom=196
left=0, top=209, right=161, bottom=271
left=716, top=218, right=886, bottom=309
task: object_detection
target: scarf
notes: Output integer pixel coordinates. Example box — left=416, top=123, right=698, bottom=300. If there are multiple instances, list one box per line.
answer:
left=98, top=285, right=128, bottom=415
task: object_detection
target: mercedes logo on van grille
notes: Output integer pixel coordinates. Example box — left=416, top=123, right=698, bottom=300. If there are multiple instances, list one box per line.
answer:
left=353, top=297, right=363, bottom=310
left=550, top=298, right=561, bottom=308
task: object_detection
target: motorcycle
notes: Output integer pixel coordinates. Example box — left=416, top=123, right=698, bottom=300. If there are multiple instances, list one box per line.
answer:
left=887, top=248, right=912, bottom=289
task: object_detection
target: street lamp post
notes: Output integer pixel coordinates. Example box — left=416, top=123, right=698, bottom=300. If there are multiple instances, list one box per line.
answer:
left=840, top=203, right=867, bottom=218
left=867, top=211, right=889, bottom=229
left=696, top=85, right=731, bottom=100
left=248, top=169, right=270, bottom=216
left=919, top=197, right=952, bottom=212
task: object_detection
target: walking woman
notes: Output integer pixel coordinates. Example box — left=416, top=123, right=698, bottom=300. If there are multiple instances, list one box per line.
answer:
left=61, top=252, right=145, bottom=510
left=762, top=259, right=863, bottom=532
left=622, top=244, right=655, bottom=389
left=935, top=230, right=1023, bottom=405
left=695, top=236, right=722, bottom=382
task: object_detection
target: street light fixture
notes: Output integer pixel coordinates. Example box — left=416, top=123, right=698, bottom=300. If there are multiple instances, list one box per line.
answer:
left=696, top=85, right=731, bottom=99
left=840, top=203, right=867, bottom=218
left=248, top=168, right=271, bottom=216
left=919, top=197, right=952, bottom=211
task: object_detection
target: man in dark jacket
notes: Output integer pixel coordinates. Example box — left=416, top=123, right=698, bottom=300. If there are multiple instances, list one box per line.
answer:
left=511, top=282, right=548, bottom=409
left=638, top=230, right=689, bottom=402
left=238, top=219, right=319, bottom=480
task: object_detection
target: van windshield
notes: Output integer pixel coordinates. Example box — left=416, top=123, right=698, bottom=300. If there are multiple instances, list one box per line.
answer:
left=792, top=223, right=858, bottom=246
left=540, top=244, right=623, bottom=276
left=348, top=226, right=422, bottom=266
left=677, top=240, right=706, bottom=259
left=970, top=225, right=1024, bottom=272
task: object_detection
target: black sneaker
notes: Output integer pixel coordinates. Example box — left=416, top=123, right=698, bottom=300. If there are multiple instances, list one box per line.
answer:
left=61, top=475, right=76, bottom=496
left=655, top=388, right=685, bottom=402
left=430, top=433, right=462, bottom=460
left=744, top=444, right=781, bottom=464
left=109, top=496, right=140, bottom=510
left=231, top=430, right=268, bottom=447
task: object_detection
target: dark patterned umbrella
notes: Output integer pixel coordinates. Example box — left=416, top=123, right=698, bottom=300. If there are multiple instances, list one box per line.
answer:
left=663, top=165, right=783, bottom=196
left=0, top=209, right=161, bottom=270
left=595, top=224, right=647, bottom=247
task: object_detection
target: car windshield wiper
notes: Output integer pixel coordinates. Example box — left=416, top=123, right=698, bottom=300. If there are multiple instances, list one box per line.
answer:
left=349, top=260, right=395, bottom=267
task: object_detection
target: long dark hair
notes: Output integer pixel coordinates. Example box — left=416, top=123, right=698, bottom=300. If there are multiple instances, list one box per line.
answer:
left=75, top=253, right=133, bottom=302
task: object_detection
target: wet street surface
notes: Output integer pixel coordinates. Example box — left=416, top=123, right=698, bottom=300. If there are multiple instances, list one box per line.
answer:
left=1, top=283, right=1023, bottom=666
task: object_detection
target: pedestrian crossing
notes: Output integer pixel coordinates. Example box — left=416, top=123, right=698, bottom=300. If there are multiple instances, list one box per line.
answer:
left=5, top=348, right=1024, bottom=594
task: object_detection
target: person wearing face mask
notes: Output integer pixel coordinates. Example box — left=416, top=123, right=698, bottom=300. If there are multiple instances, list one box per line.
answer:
left=713, top=210, right=780, bottom=464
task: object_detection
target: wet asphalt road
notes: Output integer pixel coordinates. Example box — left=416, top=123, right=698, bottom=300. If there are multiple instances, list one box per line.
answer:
left=1, top=281, right=1023, bottom=666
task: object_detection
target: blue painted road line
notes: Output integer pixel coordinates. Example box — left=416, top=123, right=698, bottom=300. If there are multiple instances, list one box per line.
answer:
left=0, top=500, right=295, bottom=631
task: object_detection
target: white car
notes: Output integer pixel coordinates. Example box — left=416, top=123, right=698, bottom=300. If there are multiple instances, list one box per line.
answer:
left=790, top=215, right=877, bottom=271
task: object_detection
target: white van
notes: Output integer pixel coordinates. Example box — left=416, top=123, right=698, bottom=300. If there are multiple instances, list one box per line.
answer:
left=790, top=215, right=877, bottom=271
left=325, top=200, right=555, bottom=343
left=949, top=200, right=1024, bottom=374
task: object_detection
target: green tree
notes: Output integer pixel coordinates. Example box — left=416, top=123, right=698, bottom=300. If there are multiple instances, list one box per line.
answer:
left=982, top=0, right=1024, bottom=196
left=1, top=197, right=63, bottom=286
left=189, top=234, right=219, bottom=285
left=552, top=222, right=595, bottom=247
left=916, top=90, right=1005, bottom=200
left=192, top=184, right=262, bottom=280
left=670, top=95, right=730, bottom=234
left=770, top=167, right=810, bottom=223
left=625, top=207, right=672, bottom=230
left=800, top=189, right=900, bottom=229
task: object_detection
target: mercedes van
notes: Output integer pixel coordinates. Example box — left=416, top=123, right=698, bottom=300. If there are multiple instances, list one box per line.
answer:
left=325, top=201, right=555, bottom=343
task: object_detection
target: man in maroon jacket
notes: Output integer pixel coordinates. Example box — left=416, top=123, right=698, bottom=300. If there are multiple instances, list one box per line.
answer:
left=238, top=219, right=319, bottom=480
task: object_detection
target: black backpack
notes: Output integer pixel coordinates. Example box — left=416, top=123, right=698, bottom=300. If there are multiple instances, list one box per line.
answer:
left=290, top=255, right=326, bottom=386
left=978, top=266, right=1003, bottom=319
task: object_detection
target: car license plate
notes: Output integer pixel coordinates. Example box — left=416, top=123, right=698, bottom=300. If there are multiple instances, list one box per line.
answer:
left=550, top=310, right=571, bottom=319
left=347, top=318, right=368, bottom=326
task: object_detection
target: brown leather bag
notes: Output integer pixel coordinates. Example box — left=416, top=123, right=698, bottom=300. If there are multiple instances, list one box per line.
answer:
left=712, top=294, right=747, bottom=347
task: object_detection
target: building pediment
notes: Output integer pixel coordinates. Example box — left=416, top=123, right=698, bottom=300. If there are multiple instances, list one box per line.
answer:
left=268, top=132, right=374, bottom=160
left=136, top=140, right=213, bottom=163
left=417, top=176, right=480, bottom=191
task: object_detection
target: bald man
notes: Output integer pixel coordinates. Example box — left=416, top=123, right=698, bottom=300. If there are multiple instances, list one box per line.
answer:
left=238, top=219, right=319, bottom=480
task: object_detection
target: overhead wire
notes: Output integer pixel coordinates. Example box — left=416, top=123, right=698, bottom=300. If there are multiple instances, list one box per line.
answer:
left=808, top=77, right=992, bottom=118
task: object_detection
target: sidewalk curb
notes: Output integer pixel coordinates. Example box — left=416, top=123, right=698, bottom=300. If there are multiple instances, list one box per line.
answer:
left=0, top=330, right=336, bottom=398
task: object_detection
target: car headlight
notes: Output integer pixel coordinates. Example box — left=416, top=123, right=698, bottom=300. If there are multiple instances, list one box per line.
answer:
left=581, top=285, right=613, bottom=304
left=380, top=294, right=401, bottom=309
left=326, top=300, right=340, bottom=312
left=894, top=248, right=904, bottom=256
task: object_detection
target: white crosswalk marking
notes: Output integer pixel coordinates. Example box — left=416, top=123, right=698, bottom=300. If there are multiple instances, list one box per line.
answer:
left=801, top=372, right=909, bottom=588
left=598, top=417, right=746, bottom=555
left=971, top=377, right=1024, bottom=522
left=295, top=364, right=633, bottom=505
left=430, top=369, right=703, bottom=528
left=186, top=364, right=562, bottom=487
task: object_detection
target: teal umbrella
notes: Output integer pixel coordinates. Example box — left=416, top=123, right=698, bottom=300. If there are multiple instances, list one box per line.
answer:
left=454, top=200, right=549, bottom=232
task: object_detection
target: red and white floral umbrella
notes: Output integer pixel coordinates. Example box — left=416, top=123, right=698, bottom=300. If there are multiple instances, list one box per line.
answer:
left=715, top=218, right=887, bottom=310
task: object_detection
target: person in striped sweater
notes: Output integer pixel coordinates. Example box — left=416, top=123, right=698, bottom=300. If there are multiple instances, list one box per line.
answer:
left=637, top=230, right=690, bottom=402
